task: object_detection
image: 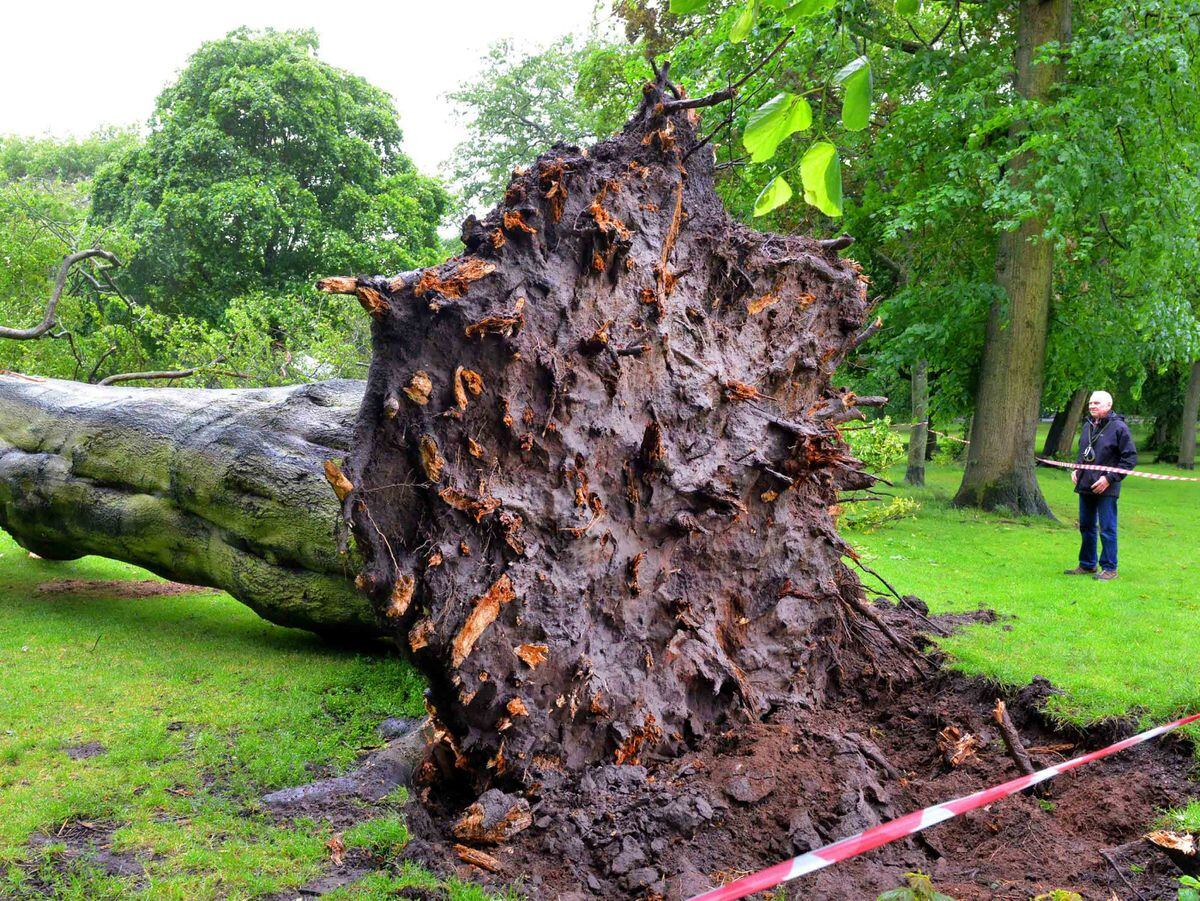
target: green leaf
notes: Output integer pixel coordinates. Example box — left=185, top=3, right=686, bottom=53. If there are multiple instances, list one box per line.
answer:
left=833, top=55, right=872, bottom=132
left=800, top=141, right=843, bottom=217
left=742, top=93, right=813, bottom=162
left=782, top=0, right=837, bottom=23
left=669, top=0, right=712, bottom=13
left=753, top=175, right=793, bottom=216
left=895, top=0, right=920, bottom=15
left=730, top=0, right=759, bottom=42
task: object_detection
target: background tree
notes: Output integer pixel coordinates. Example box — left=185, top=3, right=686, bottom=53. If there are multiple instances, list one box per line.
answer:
left=446, top=37, right=643, bottom=211
left=2, top=29, right=450, bottom=390
left=90, top=28, right=448, bottom=322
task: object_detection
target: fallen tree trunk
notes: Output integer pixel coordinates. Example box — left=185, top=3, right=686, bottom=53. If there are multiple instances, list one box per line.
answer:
left=0, top=374, right=374, bottom=637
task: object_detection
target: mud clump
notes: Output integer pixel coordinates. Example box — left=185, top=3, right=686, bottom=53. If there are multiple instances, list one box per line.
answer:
left=36, top=579, right=215, bottom=599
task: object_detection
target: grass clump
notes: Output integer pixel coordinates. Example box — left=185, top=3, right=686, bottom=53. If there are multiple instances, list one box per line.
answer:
left=343, top=815, right=409, bottom=859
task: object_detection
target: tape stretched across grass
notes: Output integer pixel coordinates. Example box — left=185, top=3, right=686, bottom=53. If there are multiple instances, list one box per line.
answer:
left=1035, top=458, right=1200, bottom=483
left=688, top=711, right=1200, bottom=901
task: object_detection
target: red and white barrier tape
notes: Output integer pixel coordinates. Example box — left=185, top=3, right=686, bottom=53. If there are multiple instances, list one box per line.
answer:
left=688, top=711, right=1200, bottom=901
left=1036, top=458, right=1200, bottom=483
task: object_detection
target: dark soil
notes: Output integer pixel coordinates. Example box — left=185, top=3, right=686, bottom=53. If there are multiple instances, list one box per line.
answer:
left=261, top=637, right=1198, bottom=900
left=36, top=579, right=215, bottom=599
left=23, top=820, right=147, bottom=890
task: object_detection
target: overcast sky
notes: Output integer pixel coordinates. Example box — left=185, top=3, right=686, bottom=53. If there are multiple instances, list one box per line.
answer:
left=2, top=0, right=606, bottom=176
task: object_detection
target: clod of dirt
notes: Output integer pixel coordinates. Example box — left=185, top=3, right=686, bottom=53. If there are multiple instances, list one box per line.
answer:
left=452, top=789, right=532, bottom=844
left=26, top=821, right=145, bottom=885
left=36, top=579, right=214, bottom=599
left=63, top=741, right=107, bottom=760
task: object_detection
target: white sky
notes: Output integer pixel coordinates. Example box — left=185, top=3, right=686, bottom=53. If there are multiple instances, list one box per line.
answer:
left=1, top=0, right=606, bottom=176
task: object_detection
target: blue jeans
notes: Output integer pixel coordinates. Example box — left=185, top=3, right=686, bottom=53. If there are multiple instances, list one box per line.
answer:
left=1078, top=493, right=1118, bottom=572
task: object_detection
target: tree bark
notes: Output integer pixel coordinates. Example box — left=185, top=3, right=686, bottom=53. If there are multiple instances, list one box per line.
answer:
left=1180, top=360, right=1200, bottom=469
left=1052, top=387, right=1087, bottom=458
left=952, top=0, right=1071, bottom=516
left=0, top=374, right=375, bottom=638
left=906, top=359, right=928, bottom=485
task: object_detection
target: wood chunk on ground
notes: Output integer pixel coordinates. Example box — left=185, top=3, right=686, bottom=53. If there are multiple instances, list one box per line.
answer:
left=936, top=725, right=980, bottom=767
left=455, top=843, right=504, bottom=873
left=452, top=789, right=532, bottom=844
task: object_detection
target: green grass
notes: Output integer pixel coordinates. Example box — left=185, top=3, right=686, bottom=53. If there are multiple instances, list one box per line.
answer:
left=851, top=445, right=1200, bottom=729
left=0, top=537, right=439, bottom=899
left=343, top=815, right=409, bottom=859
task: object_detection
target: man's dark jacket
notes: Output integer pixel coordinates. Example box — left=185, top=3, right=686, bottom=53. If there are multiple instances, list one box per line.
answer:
left=1075, top=413, right=1138, bottom=498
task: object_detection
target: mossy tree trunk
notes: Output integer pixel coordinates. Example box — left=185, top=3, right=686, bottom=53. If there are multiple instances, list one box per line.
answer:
left=0, top=375, right=375, bottom=637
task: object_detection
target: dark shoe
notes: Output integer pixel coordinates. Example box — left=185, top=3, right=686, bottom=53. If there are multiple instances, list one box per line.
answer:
left=1094, top=570, right=1118, bottom=581
left=1064, top=566, right=1097, bottom=575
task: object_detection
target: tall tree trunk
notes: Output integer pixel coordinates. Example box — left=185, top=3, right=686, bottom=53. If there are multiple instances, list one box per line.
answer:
left=953, top=0, right=1071, bottom=516
left=0, top=374, right=374, bottom=638
left=1041, top=406, right=1069, bottom=458
left=906, top=359, right=929, bottom=485
left=1180, top=360, right=1200, bottom=469
left=1051, top=387, right=1088, bottom=458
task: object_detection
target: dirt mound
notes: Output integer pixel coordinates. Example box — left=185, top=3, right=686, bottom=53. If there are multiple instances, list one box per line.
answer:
left=36, top=579, right=215, bottom=599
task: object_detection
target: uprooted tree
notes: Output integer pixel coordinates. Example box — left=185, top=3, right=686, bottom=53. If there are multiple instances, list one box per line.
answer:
left=0, top=72, right=894, bottom=791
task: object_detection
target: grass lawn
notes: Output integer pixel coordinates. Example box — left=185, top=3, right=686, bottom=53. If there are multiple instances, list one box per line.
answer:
left=0, top=540, right=506, bottom=900
left=851, top=440, right=1200, bottom=732
left=1, top=429, right=1196, bottom=898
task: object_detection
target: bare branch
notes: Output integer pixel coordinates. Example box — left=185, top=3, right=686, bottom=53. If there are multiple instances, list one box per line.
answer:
left=1, top=249, right=122, bottom=341
left=660, top=30, right=796, bottom=113
left=86, top=346, right=119, bottom=383
left=98, top=367, right=203, bottom=386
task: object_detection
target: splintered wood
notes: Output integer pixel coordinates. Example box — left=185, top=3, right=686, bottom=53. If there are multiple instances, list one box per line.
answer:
left=514, top=643, right=548, bottom=668
left=323, top=460, right=354, bottom=501
left=415, top=258, right=497, bottom=299
left=451, top=575, right=517, bottom=667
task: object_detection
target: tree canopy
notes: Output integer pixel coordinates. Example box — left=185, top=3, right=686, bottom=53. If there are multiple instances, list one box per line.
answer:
left=90, top=27, right=448, bottom=320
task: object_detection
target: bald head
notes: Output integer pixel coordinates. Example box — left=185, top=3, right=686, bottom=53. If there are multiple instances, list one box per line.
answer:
left=1089, top=390, right=1113, bottom=417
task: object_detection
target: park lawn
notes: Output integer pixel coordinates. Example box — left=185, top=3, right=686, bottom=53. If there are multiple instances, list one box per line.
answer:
left=0, top=539, right=508, bottom=900
left=851, top=452, right=1200, bottom=733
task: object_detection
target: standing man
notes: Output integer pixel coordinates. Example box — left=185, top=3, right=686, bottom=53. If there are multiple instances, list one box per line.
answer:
left=1064, top=390, right=1138, bottom=581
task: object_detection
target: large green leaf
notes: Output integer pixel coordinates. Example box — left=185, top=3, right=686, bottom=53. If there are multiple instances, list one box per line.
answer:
left=782, top=0, right=838, bottom=23
left=895, top=0, right=921, bottom=15
left=669, top=0, right=712, bottom=13
left=833, top=55, right=871, bottom=132
left=730, top=0, right=760, bottom=42
left=742, top=93, right=813, bottom=163
left=753, top=175, right=794, bottom=216
left=800, top=141, right=843, bottom=217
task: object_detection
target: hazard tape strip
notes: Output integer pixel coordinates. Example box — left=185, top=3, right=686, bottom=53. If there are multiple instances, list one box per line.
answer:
left=1036, top=457, right=1200, bottom=483
left=687, top=711, right=1200, bottom=901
